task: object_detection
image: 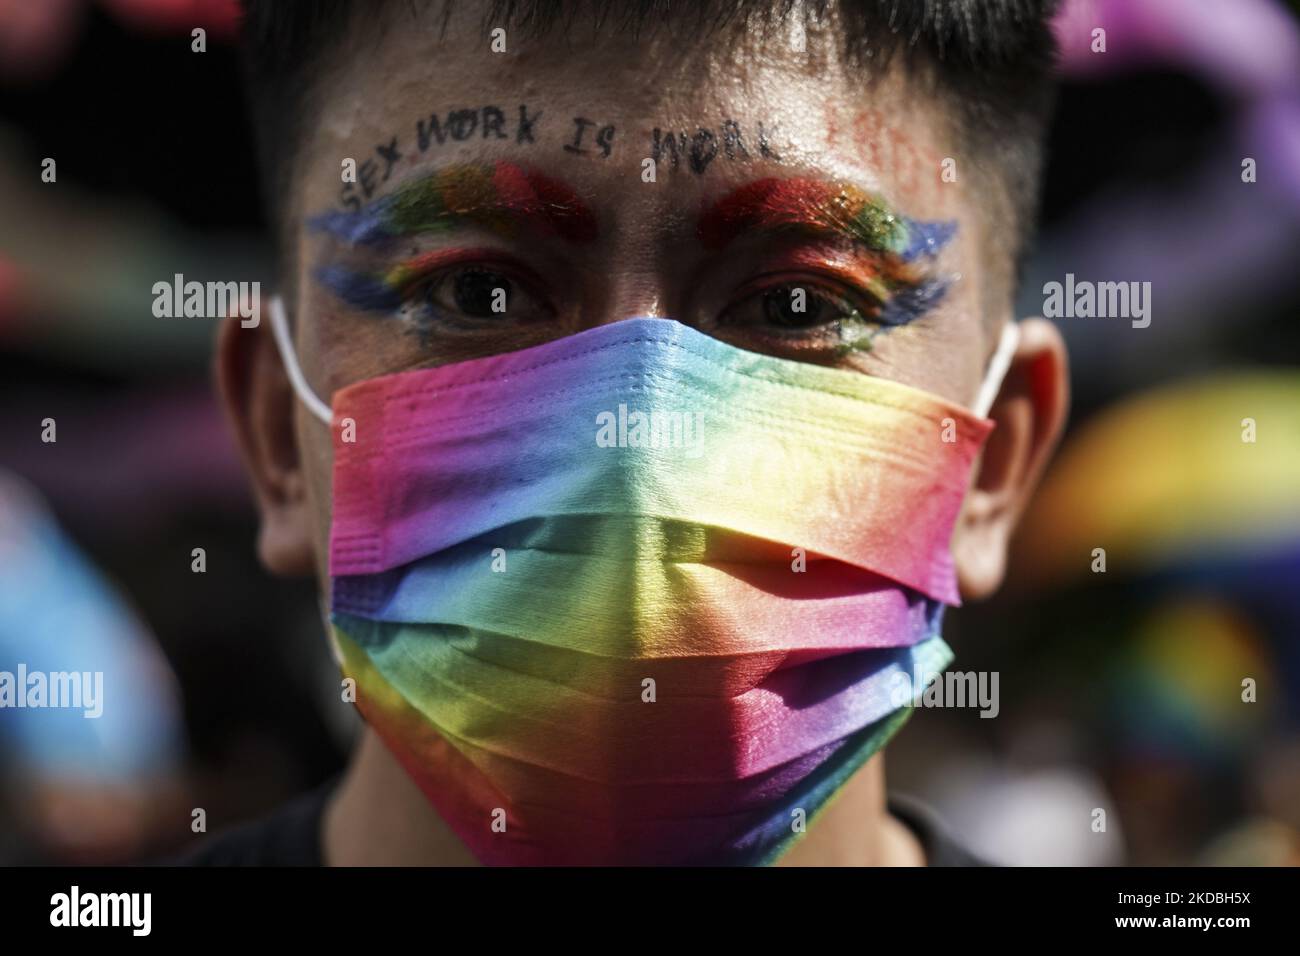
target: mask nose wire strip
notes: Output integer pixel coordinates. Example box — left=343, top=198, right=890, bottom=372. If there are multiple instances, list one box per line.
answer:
left=972, top=321, right=1020, bottom=419
left=269, top=295, right=334, bottom=425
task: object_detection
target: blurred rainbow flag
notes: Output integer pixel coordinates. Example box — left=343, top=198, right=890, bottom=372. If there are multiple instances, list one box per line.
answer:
left=1017, top=371, right=1300, bottom=587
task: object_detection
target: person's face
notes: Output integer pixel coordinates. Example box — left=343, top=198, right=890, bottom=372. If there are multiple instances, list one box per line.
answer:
left=219, top=5, right=1068, bottom=603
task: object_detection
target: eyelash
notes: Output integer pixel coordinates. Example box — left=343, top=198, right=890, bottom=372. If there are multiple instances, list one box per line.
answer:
left=716, top=272, right=894, bottom=353
left=359, top=254, right=925, bottom=358
left=393, top=256, right=552, bottom=329
left=729, top=274, right=880, bottom=317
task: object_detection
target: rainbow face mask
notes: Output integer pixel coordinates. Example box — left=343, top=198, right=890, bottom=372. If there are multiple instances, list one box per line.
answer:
left=270, top=303, right=1017, bottom=865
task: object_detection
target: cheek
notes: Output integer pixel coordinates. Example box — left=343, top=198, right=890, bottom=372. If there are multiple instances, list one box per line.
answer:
left=938, top=227, right=1001, bottom=402
left=298, top=410, right=336, bottom=586
left=906, top=330, right=987, bottom=406
left=883, top=244, right=993, bottom=405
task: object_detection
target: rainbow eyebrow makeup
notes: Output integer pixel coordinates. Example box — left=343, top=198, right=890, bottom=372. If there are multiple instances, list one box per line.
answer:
left=697, top=177, right=955, bottom=260
left=310, top=161, right=597, bottom=313
left=310, top=167, right=956, bottom=353
left=311, top=161, right=599, bottom=246
left=697, top=177, right=958, bottom=351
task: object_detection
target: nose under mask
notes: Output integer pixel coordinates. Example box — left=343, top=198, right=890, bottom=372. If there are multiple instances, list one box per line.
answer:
left=269, top=303, right=1017, bottom=865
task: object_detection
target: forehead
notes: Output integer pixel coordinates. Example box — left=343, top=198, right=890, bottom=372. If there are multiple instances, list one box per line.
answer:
left=282, top=7, right=1000, bottom=409
left=293, top=5, right=964, bottom=225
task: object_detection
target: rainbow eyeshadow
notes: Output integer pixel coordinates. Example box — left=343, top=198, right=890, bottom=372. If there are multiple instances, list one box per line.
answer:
left=701, top=179, right=958, bottom=351
left=310, top=161, right=597, bottom=313
left=314, top=264, right=402, bottom=312
left=877, top=276, right=949, bottom=328
left=316, top=247, right=519, bottom=315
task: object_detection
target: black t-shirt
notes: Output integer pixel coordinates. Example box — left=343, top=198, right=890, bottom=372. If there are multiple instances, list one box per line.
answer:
left=176, top=778, right=990, bottom=867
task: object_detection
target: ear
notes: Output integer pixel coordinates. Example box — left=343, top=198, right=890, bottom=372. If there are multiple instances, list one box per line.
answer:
left=953, top=317, right=1070, bottom=600
left=214, top=313, right=316, bottom=576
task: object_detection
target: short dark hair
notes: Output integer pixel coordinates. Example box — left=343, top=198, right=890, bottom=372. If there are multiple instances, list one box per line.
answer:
left=239, top=0, right=1060, bottom=290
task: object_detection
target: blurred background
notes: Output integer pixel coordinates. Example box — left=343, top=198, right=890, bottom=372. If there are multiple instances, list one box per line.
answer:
left=0, top=0, right=1296, bottom=865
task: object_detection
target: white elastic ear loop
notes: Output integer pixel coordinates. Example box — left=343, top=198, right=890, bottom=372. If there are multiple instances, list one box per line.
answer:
left=972, top=321, right=1020, bottom=419
left=268, top=295, right=333, bottom=425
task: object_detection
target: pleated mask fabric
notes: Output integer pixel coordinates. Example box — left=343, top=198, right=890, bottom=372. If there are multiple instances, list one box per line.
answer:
left=270, top=308, right=1009, bottom=865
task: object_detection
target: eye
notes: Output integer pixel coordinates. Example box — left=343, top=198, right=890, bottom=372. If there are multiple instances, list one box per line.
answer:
left=404, top=265, right=553, bottom=325
left=722, top=281, right=872, bottom=335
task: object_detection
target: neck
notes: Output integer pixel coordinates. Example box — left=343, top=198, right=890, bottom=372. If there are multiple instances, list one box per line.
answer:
left=324, top=730, right=479, bottom=866
left=323, top=729, right=925, bottom=866
left=775, top=752, right=926, bottom=866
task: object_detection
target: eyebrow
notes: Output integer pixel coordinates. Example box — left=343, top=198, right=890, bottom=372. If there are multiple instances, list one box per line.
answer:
left=309, top=161, right=599, bottom=245
left=696, top=177, right=956, bottom=260
left=696, top=177, right=959, bottom=340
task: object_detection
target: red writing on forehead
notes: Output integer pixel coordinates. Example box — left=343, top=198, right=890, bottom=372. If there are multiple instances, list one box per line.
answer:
left=825, top=104, right=952, bottom=209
